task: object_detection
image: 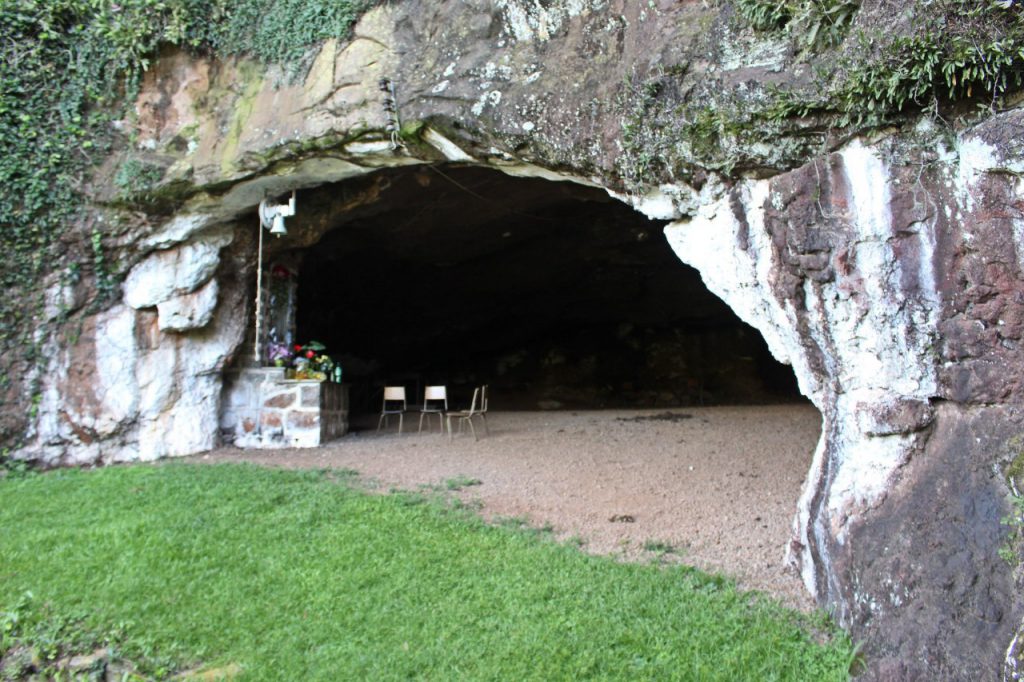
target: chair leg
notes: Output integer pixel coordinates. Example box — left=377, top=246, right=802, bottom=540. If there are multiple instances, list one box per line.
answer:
left=418, top=412, right=425, bottom=434
left=447, top=415, right=454, bottom=442
left=468, top=418, right=477, bottom=441
left=480, top=413, right=489, bottom=436
left=398, top=413, right=403, bottom=435
left=377, top=414, right=386, bottom=432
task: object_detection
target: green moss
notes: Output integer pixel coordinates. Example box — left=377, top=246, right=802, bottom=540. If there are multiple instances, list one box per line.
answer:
left=219, top=60, right=266, bottom=177
left=615, top=65, right=825, bottom=190
left=399, top=119, right=427, bottom=142
left=1007, top=448, right=1024, bottom=494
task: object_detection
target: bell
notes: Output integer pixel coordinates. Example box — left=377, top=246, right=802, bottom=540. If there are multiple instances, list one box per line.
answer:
left=269, top=212, right=288, bottom=237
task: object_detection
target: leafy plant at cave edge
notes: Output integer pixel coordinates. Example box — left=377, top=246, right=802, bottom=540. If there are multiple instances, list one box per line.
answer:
left=743, top=0, right=1024, bottom=126
left=0, top=0, right=373, bottom=437
left=735, top=0, right=860, bottom=51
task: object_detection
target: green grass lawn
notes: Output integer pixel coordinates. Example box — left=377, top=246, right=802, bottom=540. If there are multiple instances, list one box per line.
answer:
left=0, top=463, right=854, bottom=680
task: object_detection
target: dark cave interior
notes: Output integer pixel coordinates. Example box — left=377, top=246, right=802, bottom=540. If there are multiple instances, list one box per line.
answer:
left=281, top=165, right=803, bottom=414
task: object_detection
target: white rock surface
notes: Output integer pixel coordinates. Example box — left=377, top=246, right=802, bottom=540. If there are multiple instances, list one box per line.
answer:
left=92, top=305, right=141, bottom=434
left=663, top=138, right=943, bottom=596
left=142, top=213, right=215, bottom=249
left=123, top=228, right=232, bottom=309
left=157, top=277, right=219, bottom=331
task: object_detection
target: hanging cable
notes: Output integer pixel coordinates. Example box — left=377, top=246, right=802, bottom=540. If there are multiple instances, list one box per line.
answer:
left=425, top=164, right=559, bottom=224
left=253, top=214, right=265, bottom=363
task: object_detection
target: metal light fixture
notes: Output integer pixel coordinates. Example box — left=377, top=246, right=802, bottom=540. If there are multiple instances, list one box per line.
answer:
left=259, top=190, right=296, bottom=238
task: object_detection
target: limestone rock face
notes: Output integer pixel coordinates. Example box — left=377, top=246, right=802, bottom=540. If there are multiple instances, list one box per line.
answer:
left=123, top=228, right=231, bottom=310
left=12, top=2, right=1024, bottom=678
left=156, top=278, right=219, bottom=332
left=26, top=227, right=249, bottom=464
left=665, top=119, right=1024, bottom=678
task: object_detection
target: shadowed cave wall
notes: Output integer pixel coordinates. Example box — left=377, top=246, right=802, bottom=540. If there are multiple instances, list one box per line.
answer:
left=285, top=166, right=802, bottom=414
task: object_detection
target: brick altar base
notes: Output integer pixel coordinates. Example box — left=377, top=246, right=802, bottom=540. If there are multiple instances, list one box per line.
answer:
left=220, top=368, right=349, bottom=448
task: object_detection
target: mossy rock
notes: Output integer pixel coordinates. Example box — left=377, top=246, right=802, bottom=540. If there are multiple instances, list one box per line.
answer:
left=1002, top=434, right=1024, bottom=495
left=1008, top=449, right=1024, bottom=495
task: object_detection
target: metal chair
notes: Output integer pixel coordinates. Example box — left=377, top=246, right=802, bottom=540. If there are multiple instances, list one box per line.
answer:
left=377, top=386, right=407, bottom=434
left=419, top=385, right=449, bottom=434
left=446, top=385, right=489, bottom=441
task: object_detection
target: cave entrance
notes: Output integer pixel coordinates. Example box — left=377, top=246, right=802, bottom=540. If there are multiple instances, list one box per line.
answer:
left=276, top=164, right=804, bottom=421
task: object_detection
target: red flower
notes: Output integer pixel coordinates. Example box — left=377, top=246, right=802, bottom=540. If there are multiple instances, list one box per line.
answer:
left=294, top=344, right=302, bottom=352
left=305, top=350, right=315, bottom=359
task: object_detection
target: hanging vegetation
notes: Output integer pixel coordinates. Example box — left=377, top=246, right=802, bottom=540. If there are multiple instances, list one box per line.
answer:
left=0, top=0, right=374, bottom=442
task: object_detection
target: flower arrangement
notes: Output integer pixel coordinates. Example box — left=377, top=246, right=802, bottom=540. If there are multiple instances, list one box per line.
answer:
left=267, top=340, right=339, bottom=381
left=268, top=342, right=293, bottom=365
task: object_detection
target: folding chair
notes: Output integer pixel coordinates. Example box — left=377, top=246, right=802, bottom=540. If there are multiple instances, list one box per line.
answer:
left=419, top=385, right=448, bottom=434
left=377, top=386, right=407, bottom=434
left=446, top=385, right=489, bottom=441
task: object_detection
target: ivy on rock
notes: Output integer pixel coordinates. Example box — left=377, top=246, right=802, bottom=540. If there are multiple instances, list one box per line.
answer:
left=0, top=0, right=374, bottom=444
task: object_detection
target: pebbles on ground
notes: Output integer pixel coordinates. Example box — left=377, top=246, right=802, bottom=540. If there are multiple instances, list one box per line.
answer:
left=201, top=404, right=820, bottom=611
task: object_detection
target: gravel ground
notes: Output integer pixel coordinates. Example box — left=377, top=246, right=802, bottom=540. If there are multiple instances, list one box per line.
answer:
left=199, top=404, right=820, bottom=611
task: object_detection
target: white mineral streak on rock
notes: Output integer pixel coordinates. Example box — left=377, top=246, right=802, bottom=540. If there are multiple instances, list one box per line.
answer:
left=136, top=292, right=239, bottom=460
left=22, top=240, right=242, bottom=464
left=820, top=142, right=937, bottom=523
left=664, top=180, right=818, bottom=398
left=665, top=179, right=826, bottom=594
left=33, top=353, right=64, bottom=448
left=630, top=186, right=682, bottom=221
left=343, top=140, right=398, bottom=155
left=136, top=372, right=222, bottom=461
left=957, top=131, right=1024, bottom=271
left=1006, top=620, right=1023, bottom=681
left=43, top=277, right=75, bottom=322
left=17, top=304, right=138, bottom=464
left=93, top=305, right=141, bottom=433
left=611, top=179, right=718, bottom=224
left=471, top=89, right=503, bottom=116
left=157, top=277, right=219, bottom=331
left=135, top=342, right=178, bottom=461
left=421, top=127, right=475, bottom=161
left=492, top=161, right=599, bottom=187
left=957, top=136, right=998, bottom=214
left=792, top=142, right=937, bottom=598
left=664, top=138, right=942, bottom=599
left=123, top=229, right=231, bottom=309
left=1009, top=177, right=1024, bottom=270
left=497, top=0, right=594, bottom=42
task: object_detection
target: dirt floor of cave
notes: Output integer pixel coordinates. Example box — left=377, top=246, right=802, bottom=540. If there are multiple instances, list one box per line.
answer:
left=199, top=404, right=819, bottom=612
